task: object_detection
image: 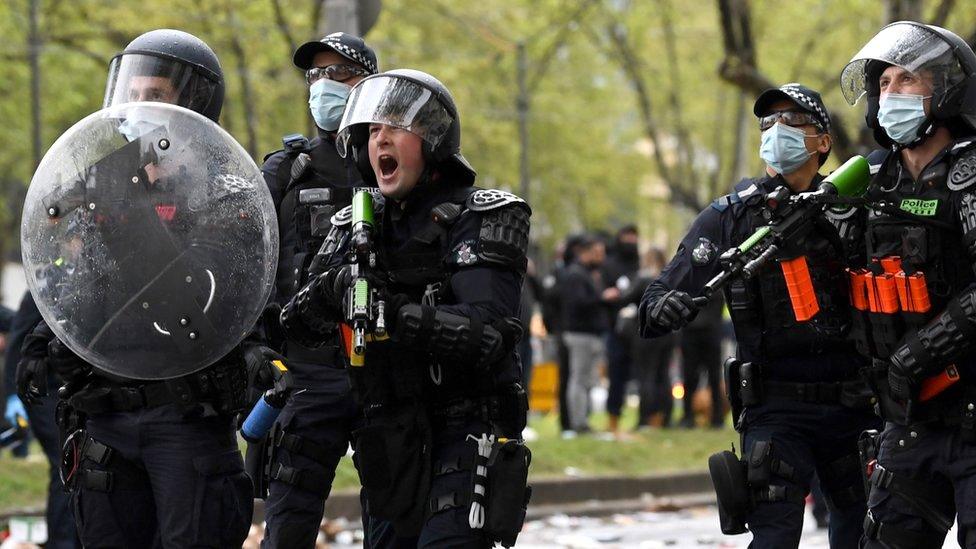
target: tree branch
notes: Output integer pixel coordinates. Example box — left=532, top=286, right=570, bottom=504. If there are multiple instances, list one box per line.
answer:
left=270, top=0, right=297, bottom=54
left=929, top=0, right=955, bottom=27
left=526, top=0, right=599, bottom=93
left=600, top=19, right=703, bottom=211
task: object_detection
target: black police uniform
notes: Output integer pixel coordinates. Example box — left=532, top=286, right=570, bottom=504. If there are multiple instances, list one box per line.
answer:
left=640, top=174, right=880, bottom=548
left=282, top=182, right=531, bottom=548
left=852, top=141, right=976, bottom=548
left=21, top=320, right=253, bottom=548
left=257, top=132, right=364, bottom=547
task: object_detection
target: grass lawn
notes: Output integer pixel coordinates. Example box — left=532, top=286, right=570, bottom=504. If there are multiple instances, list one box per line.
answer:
left=0, top=407, right=737, bottom=513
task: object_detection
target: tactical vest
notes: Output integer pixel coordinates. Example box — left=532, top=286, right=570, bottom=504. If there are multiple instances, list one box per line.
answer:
left=273, top=134, right=361, bottom=300
left=851, top=144, right=976, bottom=361
left=723, top=177, right=857, bottom=363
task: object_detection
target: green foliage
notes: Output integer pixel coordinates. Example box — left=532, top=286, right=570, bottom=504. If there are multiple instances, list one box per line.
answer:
left=3, top=0, right=976, bottom=253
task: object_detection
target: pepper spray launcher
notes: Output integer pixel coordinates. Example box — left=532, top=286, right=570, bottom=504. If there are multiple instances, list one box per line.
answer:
left=340, top=189, right=389, bottom=366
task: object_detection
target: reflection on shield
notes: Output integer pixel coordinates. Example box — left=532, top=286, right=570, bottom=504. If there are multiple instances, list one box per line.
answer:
left=22, top=103, right=278, bottom=380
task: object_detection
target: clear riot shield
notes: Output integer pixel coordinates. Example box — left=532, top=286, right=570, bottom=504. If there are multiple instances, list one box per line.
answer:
left=22, top=102, right=278, bottom=380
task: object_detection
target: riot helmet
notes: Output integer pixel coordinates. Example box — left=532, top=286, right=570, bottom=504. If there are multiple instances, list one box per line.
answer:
left=104, top=29, right=224, bottom=122
left=840, top=21, right=976, bottom=147
left=336, top=69, right=476, bottom=186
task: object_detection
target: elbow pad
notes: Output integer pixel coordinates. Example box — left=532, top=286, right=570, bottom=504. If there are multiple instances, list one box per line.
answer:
left=394, top=303, right=521, bottom=369
left=279, top=275, right=338, bottom=348
left=890, top=287, right=976, bottom=379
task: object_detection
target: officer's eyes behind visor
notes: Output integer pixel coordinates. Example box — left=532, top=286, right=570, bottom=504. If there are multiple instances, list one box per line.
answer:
left=305, top=64, right=369, bottom=85
left=758, top=111, right=823, bottom=132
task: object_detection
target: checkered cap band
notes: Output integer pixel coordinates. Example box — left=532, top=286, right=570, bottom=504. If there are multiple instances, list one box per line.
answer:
left=323, top=33, right=377, bottom=74
left=779, top=83, right=830, bottom=133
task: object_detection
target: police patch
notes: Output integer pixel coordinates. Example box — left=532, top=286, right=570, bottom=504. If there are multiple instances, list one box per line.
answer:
left=949, top=149, right=976, bottom=191
left=692, top=237, right=717, bottom=265
left=452, top=239, right=478, bottom=265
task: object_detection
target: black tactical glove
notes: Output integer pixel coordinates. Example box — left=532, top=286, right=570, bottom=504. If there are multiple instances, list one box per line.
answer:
left=887, top=366, right=916, bottom=403
left=305, top=265, right=353, bottom=316
left=647, top=290, right=699, bottom=331
left=16, top=357, right=48, bottom=405
left=244, top=345, right=289, bottom=392
left=47, top=338, right=91, bottom=381
left=888, top=351, right=921, bottom=403
left=382, top=293, right=412, bottom=332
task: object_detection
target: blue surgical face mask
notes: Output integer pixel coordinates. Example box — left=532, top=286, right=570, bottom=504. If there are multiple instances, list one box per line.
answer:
left=759, top=123, right=814, bottom=175
left=878, top=93, right=931, bottom=145
left=308, top=78, right=351, bottom=131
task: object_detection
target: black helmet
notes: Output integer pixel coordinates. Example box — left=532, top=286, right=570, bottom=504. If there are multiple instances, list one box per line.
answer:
left=336, top=68, right=476, bottom=186
left=104, top=29, right=225, bottom=122
left=840, top=21, right=976, bottom=147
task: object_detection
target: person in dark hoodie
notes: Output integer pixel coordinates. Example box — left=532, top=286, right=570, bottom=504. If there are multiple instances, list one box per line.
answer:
left=602, top=225, right=640, bottom=435
left=560, top=235, right=615, bottom=435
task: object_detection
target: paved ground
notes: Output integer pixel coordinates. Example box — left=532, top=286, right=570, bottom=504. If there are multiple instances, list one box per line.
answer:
left=320, top=503, right=962, bottom=548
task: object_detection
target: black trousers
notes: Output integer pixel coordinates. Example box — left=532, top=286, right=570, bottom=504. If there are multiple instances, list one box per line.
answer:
left=262, top=365, right=361, bottom=548
left=71, top=404, right=252, bottom=548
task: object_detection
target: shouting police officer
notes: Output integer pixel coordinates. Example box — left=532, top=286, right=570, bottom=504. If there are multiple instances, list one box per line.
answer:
left=280, top=69, right=532, bottom=547
left=253, top=32, right=378, bottom=549
left=17, top=29, right=279, bottom=547
left=640, top=84, right=880, bottom=548
left=839, top=22, right=976, bottom=548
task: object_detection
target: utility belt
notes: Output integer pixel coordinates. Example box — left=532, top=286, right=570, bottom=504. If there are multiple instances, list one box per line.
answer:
left=65, top=360, right=247, bottom=417
left=847, top=256, right=933, bottom=358
left=283, top=341, right=344, bottom=370
left=725, top=358, right=873, bottom=429
left=863, top=359, right=976, bottom=431
left=430, top=384, right=529, bottom=436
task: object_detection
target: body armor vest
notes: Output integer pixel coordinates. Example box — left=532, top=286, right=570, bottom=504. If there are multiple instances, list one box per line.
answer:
left=853, top=147, right=976, bottom=361
left=349, top=185, right=484, bottom=405
left=276, top=135, right=362, bottom=301
left=725, top=177, right=858, bottom=366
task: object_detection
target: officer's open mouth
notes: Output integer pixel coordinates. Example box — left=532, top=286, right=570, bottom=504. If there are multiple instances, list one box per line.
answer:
left=378, top=155, right=398, bottom=177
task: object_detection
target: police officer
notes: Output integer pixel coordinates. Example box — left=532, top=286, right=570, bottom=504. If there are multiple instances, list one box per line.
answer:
left=280, top=69, right=531, bottom=548
left=639, top=83, right=879, bottom=548
left=5, top=293, right=78, bottom=548
left=838, top=22, right=976, bottom=548
left=16, top=29, right=267, bottom=547
left=254, top=32, right=378, bottom=548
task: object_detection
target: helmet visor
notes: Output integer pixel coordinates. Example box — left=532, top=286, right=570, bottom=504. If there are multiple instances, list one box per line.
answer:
left=336, top=75, right=453, bottom=157
left=841, top=23, right=953, bottom=105
left=104, top=53, right=218, bottom=113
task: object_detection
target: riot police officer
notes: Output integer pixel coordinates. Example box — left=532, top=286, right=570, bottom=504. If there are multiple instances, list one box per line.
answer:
left=639, top=84, right=879, bottom=548
left=253, top=32, right=378, bottom=548
left=16, top=29, right=277, bottom=547
left=280, top=69, right=532, bottom=548
left=838, top=22, right=976, bottom=548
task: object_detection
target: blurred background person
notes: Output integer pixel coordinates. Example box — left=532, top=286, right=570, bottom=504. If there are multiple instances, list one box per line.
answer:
left=618, top=247, right=676, bottom=430
left=602, top=226, right=639, bottom=436
left=677, top=295, right=725, bottom=428
left=559, top=234, right=613, bottom=436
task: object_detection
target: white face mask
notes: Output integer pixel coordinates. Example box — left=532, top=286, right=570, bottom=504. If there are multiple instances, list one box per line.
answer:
left=877, top=93, right=931, bottom=145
